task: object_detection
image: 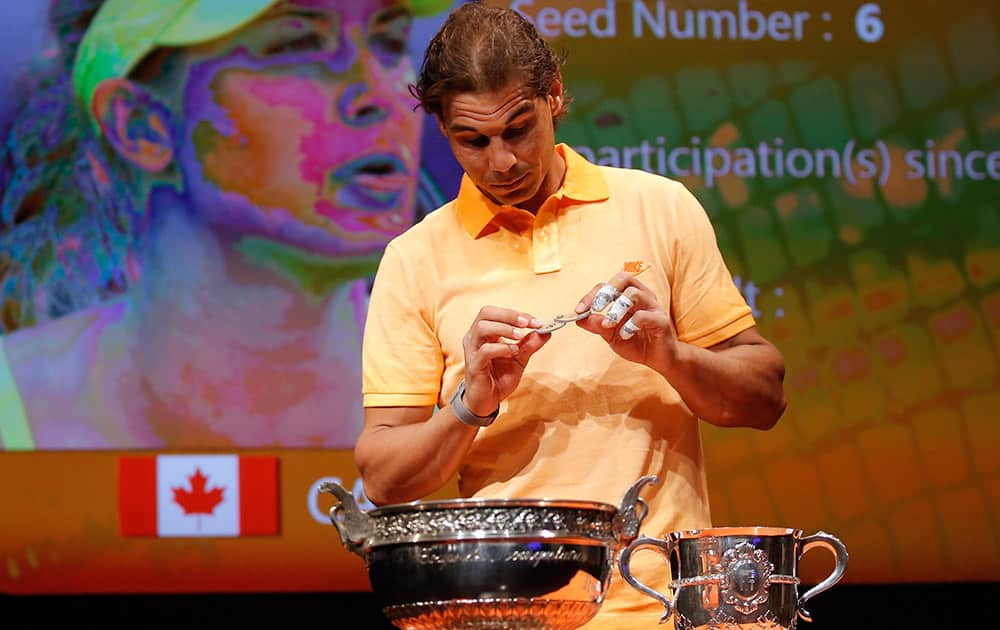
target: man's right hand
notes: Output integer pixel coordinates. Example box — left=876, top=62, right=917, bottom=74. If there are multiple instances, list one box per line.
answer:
left=460, top=306, right=551, bottom=416
left=356, top=306, right=551, bottom=505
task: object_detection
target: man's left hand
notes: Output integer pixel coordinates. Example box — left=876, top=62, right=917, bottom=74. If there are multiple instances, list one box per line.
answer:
left=573, top=272, right=786, bottom=430
left=574, top=272, right=678, bottom=374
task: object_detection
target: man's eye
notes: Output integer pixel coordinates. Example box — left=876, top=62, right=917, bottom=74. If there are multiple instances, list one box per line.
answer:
left=262, top=33, right=325, bottom=56
left=466, top=137, right=489, bottom=148
left=504, top=127, right=527, bottom=139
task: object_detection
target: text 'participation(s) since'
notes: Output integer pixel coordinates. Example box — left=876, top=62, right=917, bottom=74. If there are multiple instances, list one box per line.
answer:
left=574, top=138, right=1000, bottom=189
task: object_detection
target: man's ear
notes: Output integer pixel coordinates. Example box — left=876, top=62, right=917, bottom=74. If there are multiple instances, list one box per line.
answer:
left=91, top=78, right=175, bottom=173
left=548, top=75, right=564, bottom=117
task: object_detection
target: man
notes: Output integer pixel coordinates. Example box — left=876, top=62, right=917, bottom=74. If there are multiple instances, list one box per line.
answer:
left=356, top=3, right=787, bottom=627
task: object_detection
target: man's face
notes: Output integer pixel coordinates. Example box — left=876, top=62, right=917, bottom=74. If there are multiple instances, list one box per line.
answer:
left=439, top=79, right=562, bottom=212
left=173, top=0, right=422, bottom=258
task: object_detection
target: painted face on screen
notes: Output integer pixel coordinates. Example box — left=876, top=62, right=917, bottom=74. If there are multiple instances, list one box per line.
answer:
left=174, top=0, right=421, bottom=257
left=439, top=79, right=563, bottom=212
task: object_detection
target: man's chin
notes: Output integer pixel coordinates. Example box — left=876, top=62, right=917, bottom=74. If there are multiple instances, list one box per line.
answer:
left=484, top=186, right=533, bottom=209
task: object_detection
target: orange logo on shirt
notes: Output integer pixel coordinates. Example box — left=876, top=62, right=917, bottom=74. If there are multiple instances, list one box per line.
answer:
left=622, top=260, right=651, bottom=276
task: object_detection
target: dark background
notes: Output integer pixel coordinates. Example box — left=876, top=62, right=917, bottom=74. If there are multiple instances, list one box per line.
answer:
left=3, top=582, right=996, bottom=628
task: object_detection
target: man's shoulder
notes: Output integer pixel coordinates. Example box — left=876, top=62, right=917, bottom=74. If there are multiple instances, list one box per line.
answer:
left=590, top=164, right=693, bottom=215
left=596, top=163, right=683, bottom=193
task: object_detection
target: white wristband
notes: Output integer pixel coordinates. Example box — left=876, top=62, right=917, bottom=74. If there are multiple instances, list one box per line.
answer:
left=449, top=380, right=499, bottom=427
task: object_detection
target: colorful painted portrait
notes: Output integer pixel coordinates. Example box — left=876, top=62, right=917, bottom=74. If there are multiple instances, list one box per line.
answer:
left=0, top=0, right=459, bottom=450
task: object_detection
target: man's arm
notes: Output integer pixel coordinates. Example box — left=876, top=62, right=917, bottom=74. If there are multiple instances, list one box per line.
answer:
left=356, top=306, right=551, bottom=506
left=576, top=274, right=786, bottom=430
left=355, top=405, right=478, bottom=506
left=664, top=326, right=786, bottom=429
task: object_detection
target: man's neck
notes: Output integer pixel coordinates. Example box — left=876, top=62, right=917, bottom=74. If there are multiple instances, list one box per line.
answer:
left=521, top=147, right=567, bottom=214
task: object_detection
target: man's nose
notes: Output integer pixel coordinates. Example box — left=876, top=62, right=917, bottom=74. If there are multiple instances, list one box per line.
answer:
left=488, top=140, right=517, bottom=173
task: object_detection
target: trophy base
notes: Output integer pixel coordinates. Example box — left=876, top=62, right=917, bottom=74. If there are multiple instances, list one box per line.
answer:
left=384, top=598, right=600, bottom=629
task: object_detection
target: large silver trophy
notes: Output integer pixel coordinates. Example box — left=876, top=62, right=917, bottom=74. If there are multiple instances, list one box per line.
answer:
left=319, top=476, right=659, bottom=629
left=619, top=526, right=848, bottom=629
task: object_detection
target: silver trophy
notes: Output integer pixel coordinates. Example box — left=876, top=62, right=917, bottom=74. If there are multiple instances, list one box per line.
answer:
left=619, top=526, right=848, bottom=629
left=320, top=475, right=659, bottom=629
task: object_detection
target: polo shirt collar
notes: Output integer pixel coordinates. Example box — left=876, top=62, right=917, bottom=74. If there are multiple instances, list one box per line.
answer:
left=456, top=143, right=609, bottom=239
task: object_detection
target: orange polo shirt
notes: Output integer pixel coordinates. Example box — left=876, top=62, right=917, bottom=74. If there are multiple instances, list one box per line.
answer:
left=363, top=144, right=754, bottom=628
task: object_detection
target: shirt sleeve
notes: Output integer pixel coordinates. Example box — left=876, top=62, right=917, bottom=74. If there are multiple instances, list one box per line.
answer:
left=668, top=182, right=755, bottom=348
left=362, top=242, right=444, bottom=407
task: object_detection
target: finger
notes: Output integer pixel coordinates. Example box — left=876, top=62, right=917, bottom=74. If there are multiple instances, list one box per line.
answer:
left=619, top=314, right=641, bottom=340
left=575, top=282, right=609, bottom=314
left=578, top=271, right=652, bottom=313
left=472, top=320, right=535, bottom=345
left=474, top=306, right=544, bottom=329
left=574, top=311, right=618, bottom=342
left=513, top=329, right=552, bottom=363
left=468, top=341, right=523, bottom=370
left=467, top=308, right=544, bottom=350
left=602, top=286, right=647, bottom=327
left=590, top=283, right=622, bottom=312
left=616, top=309, right=671, bottom=341
left=602, top=293, right=634, bottom=326
left=618, top=271, right=655, bottom=294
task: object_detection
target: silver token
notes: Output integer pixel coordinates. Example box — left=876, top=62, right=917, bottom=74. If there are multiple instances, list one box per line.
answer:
left=534, top=320, right=566, bottom=334
left=553, top=309, right=592, bottom=323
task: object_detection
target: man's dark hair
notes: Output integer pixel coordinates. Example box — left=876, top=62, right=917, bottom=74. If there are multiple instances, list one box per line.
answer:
left=412, top=2, right=572, bottom=123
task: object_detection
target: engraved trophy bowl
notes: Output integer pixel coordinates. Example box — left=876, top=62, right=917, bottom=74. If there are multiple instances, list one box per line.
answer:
left=619, top=526, right=848, bottom=630
left=319, top=475, right=659, bottom=630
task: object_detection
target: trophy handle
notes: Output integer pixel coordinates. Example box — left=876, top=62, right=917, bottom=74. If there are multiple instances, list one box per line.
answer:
left=618, top=535, right=675, bottom=624
left=318, top=480, right=372, bottom=557
left=797, top=531, right=849, bottom=622
left=617, top=475, right=660, bottom=542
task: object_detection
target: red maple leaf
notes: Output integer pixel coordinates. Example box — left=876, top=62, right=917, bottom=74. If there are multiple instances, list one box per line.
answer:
left=172, top=468, right=225, bottom=523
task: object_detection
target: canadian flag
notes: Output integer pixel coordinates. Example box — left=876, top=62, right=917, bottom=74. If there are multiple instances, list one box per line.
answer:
left=118, top=455, right=279, bottom=537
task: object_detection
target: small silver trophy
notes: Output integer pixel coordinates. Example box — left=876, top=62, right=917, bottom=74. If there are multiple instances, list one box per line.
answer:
left=619, top=526, right=848, bottom=629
